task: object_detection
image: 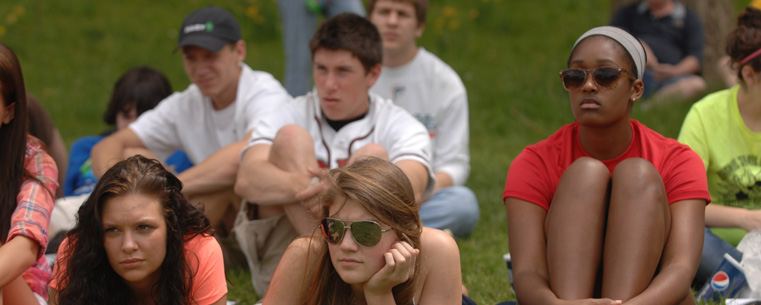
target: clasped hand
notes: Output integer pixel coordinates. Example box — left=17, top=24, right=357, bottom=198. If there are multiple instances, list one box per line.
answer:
left=364, top=241, right=420, bottom=296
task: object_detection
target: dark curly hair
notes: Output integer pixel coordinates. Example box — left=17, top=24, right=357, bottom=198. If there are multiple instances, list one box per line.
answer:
left=55, top=155, right=212, bottom=305
left=727, top=7, right=761, bottom=82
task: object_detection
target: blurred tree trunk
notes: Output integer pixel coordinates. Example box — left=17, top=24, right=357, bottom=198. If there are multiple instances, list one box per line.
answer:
left=610, top=0, right=735, bottom=87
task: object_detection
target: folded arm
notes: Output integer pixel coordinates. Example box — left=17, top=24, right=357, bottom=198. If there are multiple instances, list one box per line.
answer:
left=505, top=198, right=558, bottom=304
left=705, top=203, right=761, bottom=233
left=0, top=236, right=38, bottom=288
left=178, top=131, right=252, bottom=195
left=395, top=159, right=430, bottom=205
left=234, top=143, right=312, bottom=205
left=91, top=128, right=146, bottom=178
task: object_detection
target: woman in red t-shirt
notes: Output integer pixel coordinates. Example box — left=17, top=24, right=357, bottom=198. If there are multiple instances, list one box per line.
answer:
left=503, top=26, right=710, bottom=305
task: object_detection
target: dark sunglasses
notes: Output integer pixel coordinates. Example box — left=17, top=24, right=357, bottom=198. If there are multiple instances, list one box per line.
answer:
left=559, top=67, right=636, bottom=91
left=320, top=217, right=392, bottom=247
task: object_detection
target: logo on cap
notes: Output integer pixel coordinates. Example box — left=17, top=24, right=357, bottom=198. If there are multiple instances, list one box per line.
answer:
left=710, top=271, right=730, bottom=291
left=184, top=21, right=214, bottom=34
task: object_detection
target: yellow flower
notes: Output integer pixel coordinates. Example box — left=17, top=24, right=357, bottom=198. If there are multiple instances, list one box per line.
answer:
left=448, top=19, right=460, bottom=31
left=246, top=6, right=260, bottom=19
left=14, top=5, right=26, bottom=17
left=442, top=6, right=455, bottom=18
left=6, top=14, right=17, bottom=25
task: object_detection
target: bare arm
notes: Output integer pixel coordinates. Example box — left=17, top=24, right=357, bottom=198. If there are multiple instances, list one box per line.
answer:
left=177, top=131, right=252, bottom=195
left=674, top=56, right=701, bottom=75
left=623, top=199, right=706, bottom=305
left=418, top=228, right=462, bottom=305
left=652, top=56, right=701, bottom=80
left=432, top=171, right=453, bottom=195
left=234, top=144, right=311, bottom=205
left=91, top=128, right=146, bottom=178
left=505, top=198, right=558, bottom=305
left=705, top=204, right=761, bottom=232
left=395, top=160, right=429, bottom=205
left=0, top=236, right=38, bottom=288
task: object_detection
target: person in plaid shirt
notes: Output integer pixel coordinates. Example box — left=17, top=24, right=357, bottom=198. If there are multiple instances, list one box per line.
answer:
left=0, top=43, right=58, bottom=304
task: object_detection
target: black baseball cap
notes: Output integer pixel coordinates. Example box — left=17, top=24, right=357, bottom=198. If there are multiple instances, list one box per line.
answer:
left=176, top=6, right=241, bottom=52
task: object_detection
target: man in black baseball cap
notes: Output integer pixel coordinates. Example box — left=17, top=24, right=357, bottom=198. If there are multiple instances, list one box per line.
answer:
left=92, top=7, right=293, bottom=283
left=176, top=6, right=241, bottom=52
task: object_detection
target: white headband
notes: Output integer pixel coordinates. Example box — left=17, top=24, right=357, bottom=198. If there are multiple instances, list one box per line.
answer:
left=573, top=26, right=647, bottom=80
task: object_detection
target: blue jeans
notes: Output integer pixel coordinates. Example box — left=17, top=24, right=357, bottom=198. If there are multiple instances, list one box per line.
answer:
left=277, top=0, right=365, bottom=96
left=642, top=69, right=693, bottom=99
left=693, top=227, right=743, bottom=289
left=419, top=186, right=480, bottom=238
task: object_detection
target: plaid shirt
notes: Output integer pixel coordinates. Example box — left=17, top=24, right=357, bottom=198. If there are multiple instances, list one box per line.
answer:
left=8, top=139, right=58, bottom=300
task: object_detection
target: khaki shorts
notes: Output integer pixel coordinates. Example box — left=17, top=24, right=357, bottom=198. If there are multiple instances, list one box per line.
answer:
left=233, top=201, right=298, bottom=297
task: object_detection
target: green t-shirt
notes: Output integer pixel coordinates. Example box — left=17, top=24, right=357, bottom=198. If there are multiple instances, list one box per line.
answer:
left=678, top=85, right=761, bottom=245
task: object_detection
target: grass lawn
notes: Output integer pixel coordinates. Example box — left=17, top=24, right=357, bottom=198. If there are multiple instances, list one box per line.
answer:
left=0, top=0, right=746, bottom=304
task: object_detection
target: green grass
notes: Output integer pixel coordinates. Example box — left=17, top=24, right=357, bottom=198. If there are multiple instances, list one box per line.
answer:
left=0, top=0, right=742, bottom=304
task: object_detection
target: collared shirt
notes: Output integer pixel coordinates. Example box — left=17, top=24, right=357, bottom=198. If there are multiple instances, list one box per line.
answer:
left=10, top=138, right=58, bottom=300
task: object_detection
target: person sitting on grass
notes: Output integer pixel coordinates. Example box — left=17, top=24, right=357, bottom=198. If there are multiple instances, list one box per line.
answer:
left=611, top=0, right=707, bottom=109
left=49, top=155, right=226, bottom=305
left=368, top=0, right=479, bottom=238
left=63, top=66, right=191, bottom=198
left=49, top=66, right=194, bottom=252
left=263, top=157, right=468, bottom=305
left=678, top=6, right=761, bottom=289
left=503, top=26, right=710, bottom=305
left=233, top=13, right=434, bottom=296
left=0, top=43, right=58, bottom=305
left=91, top=6, right=291, bottom=230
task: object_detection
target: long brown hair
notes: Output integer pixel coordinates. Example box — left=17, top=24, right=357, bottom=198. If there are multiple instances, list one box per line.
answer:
left=56, top=155, right=211, bottom=305
left=0, top=43, right=35, bottom=241
left=299, top=157, right=423, bottom=305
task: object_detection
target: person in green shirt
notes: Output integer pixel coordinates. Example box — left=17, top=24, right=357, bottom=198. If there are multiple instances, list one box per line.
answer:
left=678, top=7, right=761, bottom=289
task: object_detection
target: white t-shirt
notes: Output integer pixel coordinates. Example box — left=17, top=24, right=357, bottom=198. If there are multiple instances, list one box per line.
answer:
left=371, top=48, right=471, bottom=186
left=131, top=63, right=291, bottom=164
left=246, top=91, right=435, bottom=193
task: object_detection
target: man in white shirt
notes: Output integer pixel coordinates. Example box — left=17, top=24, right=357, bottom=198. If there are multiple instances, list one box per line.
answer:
left=234, top=13, right=433, bottom=295
left=92, top=6, right=291, bottom=228
left=236, top=12, right=434, bottom=235
left=369, top=0, right=479, bottom=237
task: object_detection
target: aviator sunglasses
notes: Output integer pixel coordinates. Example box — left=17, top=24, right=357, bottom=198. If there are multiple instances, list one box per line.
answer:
left=559, top=66, right=636, bottom=91
left=321, top=217, right=392, bottom=247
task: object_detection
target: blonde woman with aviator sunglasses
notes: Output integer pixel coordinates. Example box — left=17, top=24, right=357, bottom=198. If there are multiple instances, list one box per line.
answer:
left=263, top=157, right=469, bottom=305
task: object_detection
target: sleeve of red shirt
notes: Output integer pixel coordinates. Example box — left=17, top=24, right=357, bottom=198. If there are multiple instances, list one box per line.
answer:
left=187, top=234, right=227, bottom=304
left=49, top=236, right=71, bottom=291
left=662, top=145, right=711, bottom=205
left=9, top=143, right=57, bottom=257
left=504, top=147, right=554, bottom=211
